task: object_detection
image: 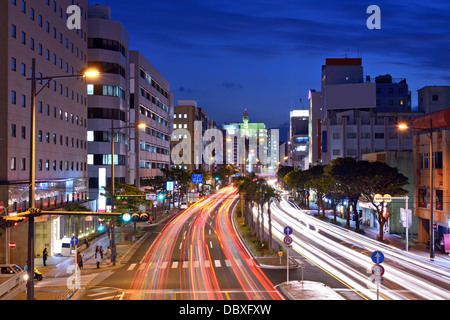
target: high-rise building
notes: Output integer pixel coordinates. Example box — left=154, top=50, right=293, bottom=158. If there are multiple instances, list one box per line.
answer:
left=171, top=100, right=217, bottom=173
left=129, top=50, right=173, bottom=188
left=318, top=58, right=420, bottom=165
left=289, top=110, right=309, bottom=170
left=0, top=0, right=89, bottom=264
left=86, top=4, right=129, bottom=211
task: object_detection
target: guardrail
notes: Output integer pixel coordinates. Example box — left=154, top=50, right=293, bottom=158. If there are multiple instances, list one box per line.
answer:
left=0, top=272, right=26, bottom=299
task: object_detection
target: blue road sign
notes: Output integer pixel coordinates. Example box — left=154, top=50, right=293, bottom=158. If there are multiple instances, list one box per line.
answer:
left=70, top=236, right=79, bottom=246
left=371, top=251, right=384, bottom=264
left=192, top=174, right=203, bottom=184
left=283, top=226, right=293, bottom=236
left=283, top=236, right=293, bottom=245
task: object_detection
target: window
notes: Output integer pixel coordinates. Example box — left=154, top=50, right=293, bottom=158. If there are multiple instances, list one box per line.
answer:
left=11, top=57, right=16, bottom=71
left=433, top=152, right=442, bottom=169
left=347, top=132, right=356, bottom=139
left=432, top=94, right=439, bottom=101
left=11, top=91, right=16, bottom=104
left=11, top=24, right=16, bottom=38
left=21, top=158, right=26, bottom=171
left=418, top=188, right=427, bottom=208
left=420, top=153, right=429, bottom=169
left=375, top=132, right=384, bottom=139
left=436, top=190, right=443, bottom=211
left=361, top=132, right=370, bottom=139
left=332, top=149, right=340, bottom=156
left=11, top=157, right=16, bottom=171
left=332, top=132, right=340, bottom=139
left=21, top=31, right=26, bottom=45
left=11, top=124, right=16, bottom=137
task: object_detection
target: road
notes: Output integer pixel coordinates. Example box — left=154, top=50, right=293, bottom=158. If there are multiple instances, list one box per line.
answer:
left=262, top=190, right=450, bottom=300
left=81, top=186, right=283, bottom=300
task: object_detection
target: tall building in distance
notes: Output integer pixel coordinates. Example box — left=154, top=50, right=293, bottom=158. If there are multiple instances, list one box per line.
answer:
left=222, top=110, right=278, bottom=175
left=171, top=100, right=216, bottom=173
left=0, top=0, right=89, bottom=264
left=289, top=110, right=309, bottom=170
left=129, top=50, right=173, bottom=188
left=86, top=4, right=129, bottom=211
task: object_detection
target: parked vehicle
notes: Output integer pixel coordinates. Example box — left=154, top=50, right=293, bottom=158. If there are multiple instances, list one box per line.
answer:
left=180, top=202, right=188, bottom=209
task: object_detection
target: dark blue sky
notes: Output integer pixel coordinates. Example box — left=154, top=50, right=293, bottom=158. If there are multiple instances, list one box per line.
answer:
left=93, top=0, right=449, bottom=141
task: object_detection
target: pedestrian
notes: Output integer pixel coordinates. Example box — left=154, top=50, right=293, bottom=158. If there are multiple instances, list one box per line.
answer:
left=84, top=238, right=90, bottom=248
left=99, top=246, right=104, bottom=259
left=96, top=251, right=101, bottom=268
left=42, top=248, right=48, bottom=266
left=77, top=252, right=83, bottom=269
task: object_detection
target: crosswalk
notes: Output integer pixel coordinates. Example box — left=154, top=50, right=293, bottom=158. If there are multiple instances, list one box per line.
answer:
left=126, top=258, right=255, bottom=271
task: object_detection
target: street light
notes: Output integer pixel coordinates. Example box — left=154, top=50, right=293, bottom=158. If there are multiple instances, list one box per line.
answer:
left=25, top=58, right=99, bottom=300
left=109, top=121, right=146, bottom=266
left=398, top=121, right=435, bottom=260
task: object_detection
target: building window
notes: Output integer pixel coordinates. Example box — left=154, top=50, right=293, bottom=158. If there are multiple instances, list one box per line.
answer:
left=435, top=189, right=443, bottom=211
left=433, top=152, right=442, bottom=169
left=332, top=132, right=340, bottom=139
left=11, top=24, right=16, bottom=38
left=432, top=94, right=439, bottom=101
left=418, top=188, right=427, bottom=208
left=21, top=158, right=26, bottom=171
left=11, top=157, right=16, bottom=171
left=11, top=124, right=16, bottom=137
left=11, top=91, right=16, bottom=104
left=374, top=132, right=384, bottom=139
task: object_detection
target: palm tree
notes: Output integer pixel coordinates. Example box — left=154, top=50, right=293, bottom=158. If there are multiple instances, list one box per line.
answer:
left=233, top=172, right=257, bottom=230
left=257, top=182, right=280, bottom=250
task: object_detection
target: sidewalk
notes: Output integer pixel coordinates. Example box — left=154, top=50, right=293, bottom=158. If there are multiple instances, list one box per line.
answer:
left=11, top=206, right=179, bottom=300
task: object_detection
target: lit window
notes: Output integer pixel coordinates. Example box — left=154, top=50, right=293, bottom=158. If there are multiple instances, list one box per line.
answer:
left=87, top=131, right=94, bottom=141
left=87, top=84, right=94, bottom=95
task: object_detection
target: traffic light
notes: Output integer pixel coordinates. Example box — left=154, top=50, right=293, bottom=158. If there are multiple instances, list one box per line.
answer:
left=157, top=193, right=165, bottom=201
left=0, top=217, right=27, bottom=228
left=98, top=221, right=105, bottom=231
left=122, top=213, right=132, bottom=222
left=130, top=212, right=149, bottom=222
left=215, top=176, right=219, bottom=181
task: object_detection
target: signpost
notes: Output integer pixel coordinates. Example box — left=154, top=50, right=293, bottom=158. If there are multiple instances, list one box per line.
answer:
left=371, top=251, right=384, bottom=300
left=9, top=242, right=16, bottom=250
left=283, top=226, right=293, bottom=283
left=70, top=236, right=80, bottom=289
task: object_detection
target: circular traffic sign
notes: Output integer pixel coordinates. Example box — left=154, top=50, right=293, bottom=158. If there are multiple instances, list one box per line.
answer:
left=283, top=226, right=293, bottom=236
left=283, top=236, right=293, bottom=245
left=371, top=251, right=384, bottom=264
left=372, top=264, right=385, bottom=277
left=70, top=236, right=79, bottom=246
left=9, top=242, right=16, bottom=249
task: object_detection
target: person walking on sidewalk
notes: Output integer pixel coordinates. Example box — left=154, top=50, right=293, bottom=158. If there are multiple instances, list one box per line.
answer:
left=106, top=245, right=111, bottom=265
left=95, top=246, right=100, bottom=268
left=42, top=248, right=48, bottom=266
left=77, top=252, right=83, bottom=269
left=99, top=246, right=104, bottom=259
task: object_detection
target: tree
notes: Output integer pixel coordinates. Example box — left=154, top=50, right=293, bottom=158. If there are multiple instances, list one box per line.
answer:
left=234, top=172, right=257, bottom=230
left=258, top=182, right=280, bottom=250
left=103, top=182, right=153, bottom=243
left=305, top=165, right=327, bottom=217
left=357, top=161, right=408, bottom=242
left=328, top=157, right=364, bottom=229
left=283, top=169, right=311, bottom=207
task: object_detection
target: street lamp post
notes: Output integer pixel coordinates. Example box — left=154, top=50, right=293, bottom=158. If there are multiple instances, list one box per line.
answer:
left=25, top=58, right=99, bottom=300
left=398, top=120, right=435, bottom=260
left=109, top=121, right=146, bottom=266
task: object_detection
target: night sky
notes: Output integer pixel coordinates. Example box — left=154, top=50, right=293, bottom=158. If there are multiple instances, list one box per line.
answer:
left=91, top=0, right=450, bottom=141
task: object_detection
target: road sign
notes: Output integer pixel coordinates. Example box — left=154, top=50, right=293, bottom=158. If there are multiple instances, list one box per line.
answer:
left=145, top=193, right=157, bottom=201
left=283, top=226, right=293, bottom=236
left=9, top=242, right=16, bottom=249
left=192, top=174, right=203, bottom=184
left=400, top=208, right=412, bottom=227
left=70, top=236, right=79, bottom=246
left=371, top=251, right=384, bottom=264
left=372, top=264, right=385, bottom=277
left=283, top=236, right=293, bottom=245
